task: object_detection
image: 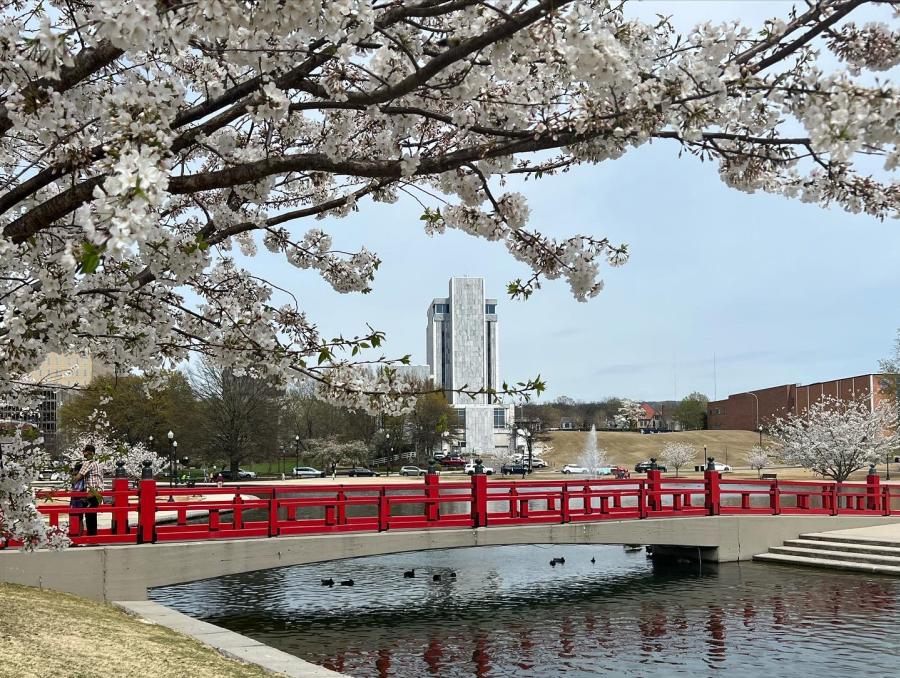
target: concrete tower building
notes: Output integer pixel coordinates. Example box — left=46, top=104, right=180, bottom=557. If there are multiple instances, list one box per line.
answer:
left=426, top=278, right=513, bottom=457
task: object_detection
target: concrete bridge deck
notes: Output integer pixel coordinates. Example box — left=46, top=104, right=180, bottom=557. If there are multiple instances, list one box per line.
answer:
left=4, top=514, right=900, bottom=601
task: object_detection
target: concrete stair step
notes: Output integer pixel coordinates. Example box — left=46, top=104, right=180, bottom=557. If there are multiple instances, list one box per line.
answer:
left=783, top=539, right=900, bottom=557
left=800, top=532, right=900, bottom=548
left=769, top=546, right=900, bottom=566
left=753, top=552, right=900, bottom=575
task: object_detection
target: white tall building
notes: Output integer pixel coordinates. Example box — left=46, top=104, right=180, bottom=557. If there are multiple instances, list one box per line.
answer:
left=426, top=278, right=514, bottom=458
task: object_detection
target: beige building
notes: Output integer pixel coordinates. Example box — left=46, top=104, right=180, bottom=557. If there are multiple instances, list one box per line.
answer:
left=26, top=352, right=110, bottom=389
left=8, top=353, right=112, bottom=450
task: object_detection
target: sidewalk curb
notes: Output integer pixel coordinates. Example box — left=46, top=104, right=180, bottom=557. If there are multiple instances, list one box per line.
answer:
left=113, top=600, right=348, bottom=678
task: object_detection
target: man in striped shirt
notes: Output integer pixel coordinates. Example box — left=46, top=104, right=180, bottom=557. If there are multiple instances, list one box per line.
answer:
left=73, top=444, right=103, bottom=536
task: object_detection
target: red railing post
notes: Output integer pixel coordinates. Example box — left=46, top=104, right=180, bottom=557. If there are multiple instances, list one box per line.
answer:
left=882, top=486, right=892, bottom=516
left=233, top=494, right=244, bottom=530
left=471, top=474, right=488, bottom=527
left=646, top=469, right=661, bottom=513
left=769, top=480, right=780, bottom=515
left=425, top=474, right=440, bottom=521
left=704, top=470, right=720, bottom=516
left=336, top=488, right=347, bottom=525
left=583, top=484, right=593, bottom=515
left=268, top=494, right=279, bottom=537
left=560, top=485, right=570, bottom=523
left=378, top=488, right=390, bottom=531
left=508, top=486, right=519, bottom=519
left=111, top=476, right=130, bottom=536
left=830, top=484, right=839, bottom=515
left=866, top=472, right=880, bottom=511
left=638, top=481, right=647, bottom=518
left=138, top=477, right=157, bottom=544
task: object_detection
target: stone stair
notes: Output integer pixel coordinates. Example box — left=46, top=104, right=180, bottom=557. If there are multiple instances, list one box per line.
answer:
left=753, top=532, right=900, bottom=575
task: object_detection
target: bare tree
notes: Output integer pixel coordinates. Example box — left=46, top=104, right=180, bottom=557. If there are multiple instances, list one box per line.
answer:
left=192, top=359, right=283, bottom=476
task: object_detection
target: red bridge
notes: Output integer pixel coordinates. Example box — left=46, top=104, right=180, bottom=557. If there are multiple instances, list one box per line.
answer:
left=4, top=469, right=900, bottom=602
left=17, top=469, right=899, bottom=548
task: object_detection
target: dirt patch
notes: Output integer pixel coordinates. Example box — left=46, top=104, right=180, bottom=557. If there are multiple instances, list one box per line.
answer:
left=0, top=583, right=278, bottom=678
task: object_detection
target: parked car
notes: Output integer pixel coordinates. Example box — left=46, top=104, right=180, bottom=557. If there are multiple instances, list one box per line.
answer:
left=634, top=461, right=667, bottom=473
left=217, top=469, right=258, bottom=480
left=464, top=461, right=495, bottom=475
left=37, top=468, right=62, bottom=481
left=561, top=464, right=589, bottom=474
left=708, top=461, right=732, bottom=472
left=347, top=467, right=380, bottom=477
left=292, top=466, right=324, bottom=478
left=438, top=456, right=467, bottom=468
left=531, top=458, right=549, bottom=469
left=400, top=465, right=427, bottom=476
left=501, top=462, right=533, bottom=476
left=433, top=451, right=447, bottom=461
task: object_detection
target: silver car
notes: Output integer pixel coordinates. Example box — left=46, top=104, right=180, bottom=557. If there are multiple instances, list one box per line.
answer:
left=292, top=466, right=323, bottom=478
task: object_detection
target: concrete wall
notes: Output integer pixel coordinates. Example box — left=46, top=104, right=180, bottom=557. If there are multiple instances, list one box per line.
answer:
left=3, top=515, right=899, bottom=602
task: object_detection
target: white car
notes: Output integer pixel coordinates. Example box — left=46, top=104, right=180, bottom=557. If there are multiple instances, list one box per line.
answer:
left=292, top=466, right=323, bottom=478
left=37, top=469, right=62, bottom=481
left=464, top=461, right=495, bottom=475
left=531, top=458, right=549, bottom=469
left=708, top=461, right=732, bottom=472
left=561, top=464, right=589, bottom=474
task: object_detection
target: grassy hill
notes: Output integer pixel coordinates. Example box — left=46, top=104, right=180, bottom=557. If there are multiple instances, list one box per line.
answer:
left=542, top=429, right=765, bottom=469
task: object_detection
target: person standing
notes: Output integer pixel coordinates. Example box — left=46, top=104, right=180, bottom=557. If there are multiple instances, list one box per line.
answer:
left=73, top=444, right=104, bottom=536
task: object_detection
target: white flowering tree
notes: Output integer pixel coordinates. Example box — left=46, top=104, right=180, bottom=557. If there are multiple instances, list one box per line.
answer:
left=660, top=441, right=695, bottom=477
left=0, top=423, right=69, bottom=549
left=64, top=434, right=167, bottom=481
left=1, top=1, right=897, bottom=546
left=770, top=397, right=900, bottom=483
left=615, top=400, right=645, bottom=430
left=746, top=445, right=770, bottom=479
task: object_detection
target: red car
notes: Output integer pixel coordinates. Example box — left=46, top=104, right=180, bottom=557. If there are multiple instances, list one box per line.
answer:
left=438, top=456, right=467, bottom=468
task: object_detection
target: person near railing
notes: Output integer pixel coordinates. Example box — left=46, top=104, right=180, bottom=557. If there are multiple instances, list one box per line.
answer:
left=72, top=444, right=104, bottom=536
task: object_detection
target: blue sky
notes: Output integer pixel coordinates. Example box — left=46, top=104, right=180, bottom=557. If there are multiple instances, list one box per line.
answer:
left=249, top=1, right=899, bottom=404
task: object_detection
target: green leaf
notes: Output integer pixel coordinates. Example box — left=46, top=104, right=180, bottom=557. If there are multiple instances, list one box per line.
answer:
left=77, top=241, right=104, bottom=274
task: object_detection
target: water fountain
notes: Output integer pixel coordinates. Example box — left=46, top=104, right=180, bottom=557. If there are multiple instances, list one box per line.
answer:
left=578, top=425, right=608, bottom=477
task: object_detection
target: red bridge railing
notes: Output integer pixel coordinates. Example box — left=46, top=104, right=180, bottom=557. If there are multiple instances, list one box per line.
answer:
left=9, top=470, right=897, bottom=547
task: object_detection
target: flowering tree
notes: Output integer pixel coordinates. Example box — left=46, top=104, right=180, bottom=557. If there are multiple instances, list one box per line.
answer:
left=1, top=1, right=897, bottom=546
left=0, top=423, right=69, bottom=550
left=63, top=434, right=167, bottom=481
left=660, top=441, right=695, bottom=477
left=615, top=400, right=645, bottom=430
left=746, top=445, right=770, bottom=479
left=770, top=397, right=900, bottom=483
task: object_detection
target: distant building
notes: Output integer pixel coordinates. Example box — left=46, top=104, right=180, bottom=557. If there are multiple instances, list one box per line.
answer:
left=2, top=352, right=111, bottom=451
left=426, top=278, right=513, bottom=457
left=637, top=403, right=665, bottom=431
left=707, top=373, right=897, bottom=431
left=560, top=417, right=578, bottom=430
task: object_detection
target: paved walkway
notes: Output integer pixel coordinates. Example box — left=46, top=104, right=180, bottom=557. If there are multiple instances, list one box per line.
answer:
left=808, top=522, right=900, bottom=543
left=115, top=600, right=345, bottom=677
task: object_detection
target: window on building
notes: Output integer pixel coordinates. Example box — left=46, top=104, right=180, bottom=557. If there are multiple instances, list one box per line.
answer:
left=434, top=303, right=449, bottom=314
left=485, top=304, right=496, bottom=314
left=454, top=408, right=466, bottom=427
left=493, top=408, right=506, bottom=428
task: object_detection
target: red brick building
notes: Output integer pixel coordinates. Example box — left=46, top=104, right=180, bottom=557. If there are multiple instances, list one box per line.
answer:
left=707, top=373, right=897, bottom=431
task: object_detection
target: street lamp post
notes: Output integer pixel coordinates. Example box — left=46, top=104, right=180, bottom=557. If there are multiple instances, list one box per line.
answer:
left=294, top=434, right=301, bottom=471
left=743, top=392, right=760, bottom=431
left=758, top=425, right=763, bottom=447
left=167, top=430, right=176, bottom=487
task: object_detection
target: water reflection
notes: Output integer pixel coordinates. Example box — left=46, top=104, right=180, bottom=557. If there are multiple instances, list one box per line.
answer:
left=152, top=545, right=900, bottom=677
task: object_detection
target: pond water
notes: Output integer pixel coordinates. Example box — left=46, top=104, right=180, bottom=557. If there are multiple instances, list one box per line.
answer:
left=151, top=544, right=900, bottom=677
